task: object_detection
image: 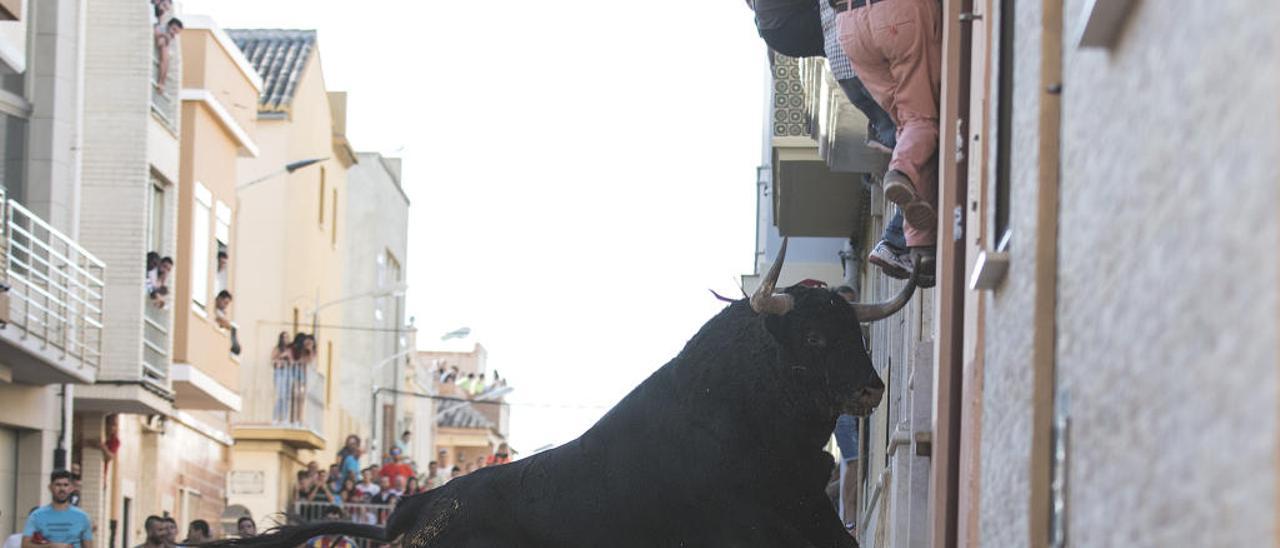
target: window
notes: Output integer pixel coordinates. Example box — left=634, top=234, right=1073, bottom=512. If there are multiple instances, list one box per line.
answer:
left=993, top=0, right=1016, bottom=250
left=214, top=201, right=231, bottom=293
left=191, top=183, right=212, bottom=309
left=318, top=167, right=326, bottom=225
left=148, top=179, right=165, bottom=254
left=330, top=189, right=338, bottom=246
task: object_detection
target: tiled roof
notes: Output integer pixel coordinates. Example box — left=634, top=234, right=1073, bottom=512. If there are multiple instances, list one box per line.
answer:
left=225, top=29, right=317, bottom=114
left=437, top=403, right=495, bottom=430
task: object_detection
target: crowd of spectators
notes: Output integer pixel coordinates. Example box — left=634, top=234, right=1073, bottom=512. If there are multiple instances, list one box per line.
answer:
left=432, top=366, right=507, bottom=398
left=144, top=252, right=173, bottom=309
left=290, top=434, right=514, bottom=527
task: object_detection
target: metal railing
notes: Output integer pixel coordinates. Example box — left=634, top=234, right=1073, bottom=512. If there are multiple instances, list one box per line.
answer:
left=240, top=360, right=326, bottom=435
left=151, top=40, right=179, bottom=129
left=291, top=501, right=395, bottom=548
left=0, top=194, right=105, bottom=370
left=142, top=303, right=170, bottom=388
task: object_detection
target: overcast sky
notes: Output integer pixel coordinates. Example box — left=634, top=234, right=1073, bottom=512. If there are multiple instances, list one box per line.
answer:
left=184, top=0, right=769, bottom=453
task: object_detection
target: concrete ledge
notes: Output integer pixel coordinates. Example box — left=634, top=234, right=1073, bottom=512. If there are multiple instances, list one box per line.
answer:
left=171, top=363, right=242, bottom=412
left=232, top=426, right=325, bottom=451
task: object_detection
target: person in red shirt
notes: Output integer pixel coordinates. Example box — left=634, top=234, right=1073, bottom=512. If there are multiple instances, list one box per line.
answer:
left=377, top=449, right=413, bottom=484
left=485, top=443, right=512, bottom=467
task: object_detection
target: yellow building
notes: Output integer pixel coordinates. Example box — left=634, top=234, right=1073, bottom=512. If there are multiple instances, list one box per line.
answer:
left=224, top=28, right=358, bottom=522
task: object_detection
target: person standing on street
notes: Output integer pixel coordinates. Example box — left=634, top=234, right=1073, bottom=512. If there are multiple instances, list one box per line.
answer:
left=131, top=516, right=165, bottom=548
left=837, top=0, right=942, bottom=273
left=22, top=471, right=94, bottom=548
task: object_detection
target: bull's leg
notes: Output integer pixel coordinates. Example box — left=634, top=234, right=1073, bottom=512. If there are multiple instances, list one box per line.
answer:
left=787, top=491, right=858, bottom=548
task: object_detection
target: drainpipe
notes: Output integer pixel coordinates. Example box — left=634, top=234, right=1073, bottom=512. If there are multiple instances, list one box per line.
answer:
left=54, top=384, right=71, bottom=469
left=840, top=239, right=861, bottom=289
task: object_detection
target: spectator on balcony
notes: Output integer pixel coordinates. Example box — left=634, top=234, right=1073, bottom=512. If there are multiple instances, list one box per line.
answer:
left=157, top=257, right=173, bottom=290
left=215, top=250, right=228, bottom=293
left=394, top=431, right=411, bottom=458
left=356, top=469, right=381, bottom=499
left=145, top=252, right=160, bottom=293
left=338, top=436, right=362, bottom=484
left=370, top=477, right=395, bottom=506
left=183, top=520, right=211, bottom=544
left=422, top=461, right=444, bottom=491
left=271, top=332, right=291, bottom=363
left=302, top=507, right=356, bottom=548
left=289, top=334, right=317, bottom=424
left=153, top=16, right=183, bottom=94
left=235, top=516, right=255, bottom=539
left=404, top=476, right=422, bottom=497
left=378, top=449, right=413, bottom=484
left=214, top=290, right=233, bottom=330
left=339, top=478, right=359, bottom=504
left=837, top=0, right=942, bottom=269
left=485, top=443, right=512, bottom=467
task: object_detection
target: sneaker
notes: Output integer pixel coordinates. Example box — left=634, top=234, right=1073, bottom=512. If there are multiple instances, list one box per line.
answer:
left=868, top=241, right=912, bottom=280
left=883, top=170, right=937, bottom=232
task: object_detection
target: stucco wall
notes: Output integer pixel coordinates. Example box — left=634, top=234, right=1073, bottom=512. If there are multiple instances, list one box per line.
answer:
left=974, top=0, right=1045, bottom=544
left=340, top=152, right=409, bottom=454
left=1053, top=1, right=1279, bottom=546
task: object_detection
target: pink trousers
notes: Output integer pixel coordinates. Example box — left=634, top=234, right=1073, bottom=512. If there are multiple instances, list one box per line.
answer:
left=837, top=0, right=942, bottom=247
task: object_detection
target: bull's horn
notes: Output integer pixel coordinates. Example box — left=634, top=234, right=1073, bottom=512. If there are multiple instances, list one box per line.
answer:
left=850, top=277, right=916, bottom=322
left=751, top=238, right=795, bottom=315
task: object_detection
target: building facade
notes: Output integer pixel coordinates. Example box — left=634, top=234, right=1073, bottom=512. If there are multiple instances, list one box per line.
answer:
left=340, top=151, right=410, bottom=461
left=0, top=0, right=106, bottom=539
left=224, top=28, right=358, bottom=524
left=749, top=1, right=1280, bottom=547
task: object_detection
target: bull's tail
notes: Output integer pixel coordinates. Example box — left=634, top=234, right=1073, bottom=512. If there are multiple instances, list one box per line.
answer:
left=203, top=521, right=387, bottom=548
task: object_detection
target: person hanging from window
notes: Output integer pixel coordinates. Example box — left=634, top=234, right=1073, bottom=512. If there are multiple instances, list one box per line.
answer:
left=214, top=250, right=229, bottom=293
left=153, top=16, right=183, bottom=93
left=214, top=290, right=233, bottom=330
left=144, top=252, right=160, bottom=294
left=837, top=0, right=942, bottom=283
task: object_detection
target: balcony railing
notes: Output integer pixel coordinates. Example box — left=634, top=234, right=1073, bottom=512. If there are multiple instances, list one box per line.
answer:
left=0, top=194, right=105, bottom=370
left=292, top=501, right=394, bottom=547
left=143, top=303, right=170, bottom=389
left=151, top=40, right=179, bottom=129
left=237, top=360, right=325, bottom=436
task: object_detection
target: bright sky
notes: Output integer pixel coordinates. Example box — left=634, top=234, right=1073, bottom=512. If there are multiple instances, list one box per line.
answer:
left=183, top=0, right=769, bottom=453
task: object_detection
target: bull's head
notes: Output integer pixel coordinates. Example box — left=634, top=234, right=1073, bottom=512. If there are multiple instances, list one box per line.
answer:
left=751, top=238, right=916, bottom=416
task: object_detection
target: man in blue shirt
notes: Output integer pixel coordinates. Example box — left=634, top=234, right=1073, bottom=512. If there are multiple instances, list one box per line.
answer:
left=23, top=470, right=94, bottom=548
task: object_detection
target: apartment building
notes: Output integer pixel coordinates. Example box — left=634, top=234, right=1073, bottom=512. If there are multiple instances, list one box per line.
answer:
left=341, top=151, right=410, bottom=460
left=418, top=344, right=511, bottom=472
left=224, top=28, right=357, bottom=523
left=0, top=0, right=106, bottom=540
left=749, top=1, right=1279, bottom=547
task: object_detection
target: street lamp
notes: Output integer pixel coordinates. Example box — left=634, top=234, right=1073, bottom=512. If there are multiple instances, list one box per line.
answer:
left=309, top=282, right=409, bottom=335
left=237, top=157, right=329, bottom=191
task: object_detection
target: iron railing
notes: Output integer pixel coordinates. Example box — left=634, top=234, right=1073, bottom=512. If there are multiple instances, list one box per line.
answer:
left=291, top=501, right=395, bottom=548
left=235, top=360, right=326, bottom=436
left=142, top=302, right=170, bottom=388
left=0, top=194, right=105, bottom=370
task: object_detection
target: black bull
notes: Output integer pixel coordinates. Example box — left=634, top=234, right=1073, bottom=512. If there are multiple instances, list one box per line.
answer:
left=224, top=254, right=917, bottom=547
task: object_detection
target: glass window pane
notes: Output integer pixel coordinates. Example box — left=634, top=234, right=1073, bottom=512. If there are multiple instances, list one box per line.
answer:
left=191, top=184, right=211, bottom=307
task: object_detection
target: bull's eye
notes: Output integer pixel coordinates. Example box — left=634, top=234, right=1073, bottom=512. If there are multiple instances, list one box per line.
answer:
left=805, top=332, right=826, bottom=347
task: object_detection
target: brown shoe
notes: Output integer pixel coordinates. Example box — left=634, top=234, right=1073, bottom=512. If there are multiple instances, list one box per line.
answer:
left=883, top=170, right=937, bottom=232
left=882, top=169, right=916, bottom=207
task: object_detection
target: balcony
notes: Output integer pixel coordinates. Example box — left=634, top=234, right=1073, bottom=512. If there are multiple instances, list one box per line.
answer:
left=0, top=194, right=105, bottom=384
left=232, top=361, right=326, bottom=450
left=151, top=38, right=179, bottom=130
left=143, top=302, right=170, bottom=391
left=770, top=53, right=888, bottom=238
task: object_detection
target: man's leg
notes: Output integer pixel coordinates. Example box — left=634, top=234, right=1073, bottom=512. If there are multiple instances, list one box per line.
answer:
left=845, top=0, right=942, bottom=243
left=837, top=77, right=897, bottom=151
